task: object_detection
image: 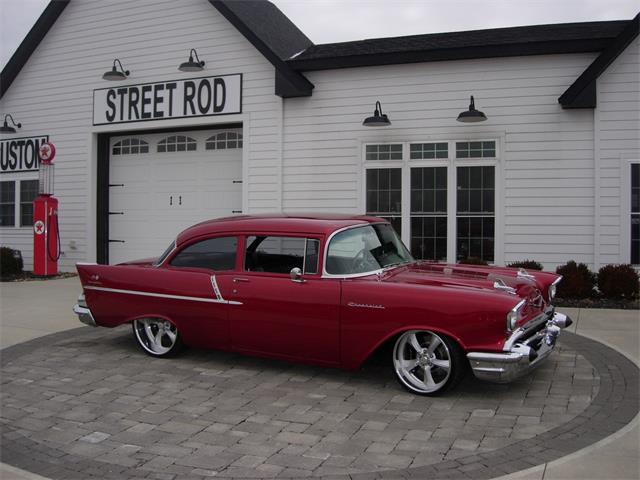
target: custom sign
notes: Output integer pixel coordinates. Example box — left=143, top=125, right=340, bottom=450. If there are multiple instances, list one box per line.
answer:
left=93, top=74, right=242, bottom=125
left=39, top=141, right=56, bottom=162
left=0, top=135, right=49, bottom=173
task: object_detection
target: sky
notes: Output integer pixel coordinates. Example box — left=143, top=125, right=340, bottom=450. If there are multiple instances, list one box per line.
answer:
left=1, top=0, right=638, bottom=69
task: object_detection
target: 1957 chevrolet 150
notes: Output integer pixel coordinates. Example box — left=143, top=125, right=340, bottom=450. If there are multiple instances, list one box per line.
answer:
left=74, top=214, right=570, bottom=395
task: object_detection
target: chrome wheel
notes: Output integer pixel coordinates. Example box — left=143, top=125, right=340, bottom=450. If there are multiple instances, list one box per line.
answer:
left=393, top=330, right=452, bottom=394
left=133, top=318, right=179, bottom=356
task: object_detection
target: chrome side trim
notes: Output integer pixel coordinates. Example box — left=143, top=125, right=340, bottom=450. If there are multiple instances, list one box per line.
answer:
left=209, top=275, right=242, bottom=305
left=84, top=285, right=242, bottom=305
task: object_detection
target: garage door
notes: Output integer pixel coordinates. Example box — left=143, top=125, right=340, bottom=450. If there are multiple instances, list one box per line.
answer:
left=109, top=129, right=243, bottom=264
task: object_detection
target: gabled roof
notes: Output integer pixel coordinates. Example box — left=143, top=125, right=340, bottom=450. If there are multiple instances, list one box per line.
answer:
left=0, top=0, right=69, bottom=98
left=209, top=1, right=314, bottom=97
left=0, top=0, right=314, bottom=100
left=559, top=13, right=639, bottom=108
left=287, top=20, right=628, bottom=71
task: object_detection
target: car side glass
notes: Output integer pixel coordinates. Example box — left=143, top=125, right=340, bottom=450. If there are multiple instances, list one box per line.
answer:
left=304, top=239, right=320, bottom=274
left=170, top=237, right=237, bottom=271
left=244, top=235, right=305, bottom=274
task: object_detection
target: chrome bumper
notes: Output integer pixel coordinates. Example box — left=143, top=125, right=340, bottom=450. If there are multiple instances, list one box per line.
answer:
left=73, top=303, right=97, bottom=327
left=467, top=310, right=572, bottom=383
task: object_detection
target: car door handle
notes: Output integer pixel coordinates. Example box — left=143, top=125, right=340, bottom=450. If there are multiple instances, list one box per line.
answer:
left=233, top=277, right=250, bottom=283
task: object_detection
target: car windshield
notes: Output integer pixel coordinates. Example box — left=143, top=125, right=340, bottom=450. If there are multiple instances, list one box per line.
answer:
left=326, top=223, right=414, bottom=275
left=154, top=240, right=175, bottom=266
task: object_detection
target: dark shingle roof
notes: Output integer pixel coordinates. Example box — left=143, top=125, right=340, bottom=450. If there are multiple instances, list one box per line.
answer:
left=214, top=0, right=312, bottom=60
left=288, top=20, right=629, bottom=70
left=559, top=13, right=639, bottom=108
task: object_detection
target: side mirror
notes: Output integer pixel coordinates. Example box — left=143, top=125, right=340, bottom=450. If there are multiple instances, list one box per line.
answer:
left=290, top=267, right=305, bottom=283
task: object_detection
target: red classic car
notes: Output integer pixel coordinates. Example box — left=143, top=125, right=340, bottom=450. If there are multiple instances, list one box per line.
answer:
left=74, top=214, right=570, bottom=395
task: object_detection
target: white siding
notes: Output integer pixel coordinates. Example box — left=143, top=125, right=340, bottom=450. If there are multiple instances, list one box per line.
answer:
left=282, top=54, right=599, bottom=270
left=0, top=0, right=280, bottom=271
left=595, top=36, right=640, bottom=266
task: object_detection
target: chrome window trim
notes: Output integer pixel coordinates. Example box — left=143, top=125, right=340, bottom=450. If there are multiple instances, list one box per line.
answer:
left=153, top=240, right=176, bottom=267
left=322, top=222, right=406, bottom=279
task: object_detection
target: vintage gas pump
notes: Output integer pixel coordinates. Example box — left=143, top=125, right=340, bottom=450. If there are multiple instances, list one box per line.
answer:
left=33, top=141, right=60, bottom=276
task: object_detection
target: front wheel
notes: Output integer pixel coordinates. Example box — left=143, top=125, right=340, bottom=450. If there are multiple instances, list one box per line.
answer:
left=132, top=318, right=184, bottom=358
left=392, top=330, right=465, bottom=395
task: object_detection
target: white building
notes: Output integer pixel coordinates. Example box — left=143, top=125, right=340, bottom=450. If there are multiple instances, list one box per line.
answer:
left=0, top=0, right=638, bottom=272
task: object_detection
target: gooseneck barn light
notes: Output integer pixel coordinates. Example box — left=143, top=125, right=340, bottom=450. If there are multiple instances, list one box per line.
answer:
left=178, top=49, right=205, bottom=72
left=457, top=95, right=487, bottom=123
left=102, top=59, right=130, bottom=81
left=0, top=114, right=21, bottom=134
left=363, top=101, right=391, bottom=127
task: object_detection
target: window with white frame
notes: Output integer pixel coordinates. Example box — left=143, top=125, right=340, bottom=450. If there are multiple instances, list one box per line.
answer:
left=0, top=181, right=15, bottom=226
left=631, top=163, right=639, bottom=265
left=366, top=167, right=402, bottom=234
left=20, top=180, right=38, bottom=227
left=112, top=138, right=149, bottom=155
left=364, top=140, right=498, bottom=263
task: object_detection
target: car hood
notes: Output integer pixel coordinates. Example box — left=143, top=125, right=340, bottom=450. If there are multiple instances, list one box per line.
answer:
left=383, top=262, right=547, bottom=317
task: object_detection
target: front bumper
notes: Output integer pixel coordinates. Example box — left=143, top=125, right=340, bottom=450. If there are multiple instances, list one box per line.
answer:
left=467, top=309, right=572, bottom=383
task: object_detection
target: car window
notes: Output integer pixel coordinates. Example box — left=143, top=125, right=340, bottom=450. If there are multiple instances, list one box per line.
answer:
left=326, top=224, right=413, bottom=275
left=154, top=240, right=175, bottom=266
left=245, top=236, right=319, bottom=274
left=170, top=237, right=237, bottom=271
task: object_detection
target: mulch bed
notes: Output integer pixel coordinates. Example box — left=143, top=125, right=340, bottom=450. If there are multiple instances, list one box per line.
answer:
left=0, top=272, right=77, bottom=282
left=555, top=296, right=639, bottom=310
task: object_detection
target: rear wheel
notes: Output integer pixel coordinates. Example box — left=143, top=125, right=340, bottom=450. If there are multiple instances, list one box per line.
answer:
left=132, top=318, right=183, bottom=357
left=392, top=330, right=465, bottom=395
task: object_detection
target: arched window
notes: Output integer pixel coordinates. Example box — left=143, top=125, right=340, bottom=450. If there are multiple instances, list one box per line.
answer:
left=205, top=131, right=243, bottom=150
left=112, top=138, right=149, bottom=155
left=157, top=135, right=197, bottom=153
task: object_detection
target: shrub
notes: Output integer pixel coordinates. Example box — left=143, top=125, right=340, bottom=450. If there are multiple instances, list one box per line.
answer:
left=597, top=264, right=639, bottom=299
left=507, top=259, right=544, bottom=271
left=555, top=261, right=596, bottom=298
left=459, top=257, right=489, bottom=266
left=0, top=247, right=23, bottom=277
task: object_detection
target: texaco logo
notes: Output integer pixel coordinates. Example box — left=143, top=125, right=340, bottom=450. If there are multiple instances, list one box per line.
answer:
left=39, top=142, right=56, bottom=162
left=34, top=220, right=45, bottom=235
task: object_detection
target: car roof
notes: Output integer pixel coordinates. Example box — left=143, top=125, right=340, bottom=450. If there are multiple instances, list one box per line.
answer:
left=176, top=213, right=387, bottom=245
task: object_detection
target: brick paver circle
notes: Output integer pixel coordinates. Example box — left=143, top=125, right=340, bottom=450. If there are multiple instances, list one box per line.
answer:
left=1, top=326, right=638, bottom=479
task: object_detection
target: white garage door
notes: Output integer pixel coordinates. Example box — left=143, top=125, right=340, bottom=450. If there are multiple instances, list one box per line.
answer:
left=109, top=129, right=243, bottom=264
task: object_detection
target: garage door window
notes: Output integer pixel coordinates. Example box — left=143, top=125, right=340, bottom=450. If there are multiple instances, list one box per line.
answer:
left=112, top=138, right=149, bottom=155
left=157, top=135, right=197, bottom=153
left=206, top=132, right=243, bottom=150
left=170, top=237, right=237, bottom=271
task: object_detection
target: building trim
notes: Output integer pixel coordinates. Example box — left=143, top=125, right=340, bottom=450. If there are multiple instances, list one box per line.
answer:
left=559, top=13, right=639, bottom=109
left=287, top=20, right=629, bottom=71
left=0, top=0, right=70, bottom=99
left=209, top=0, right=314, bottom=98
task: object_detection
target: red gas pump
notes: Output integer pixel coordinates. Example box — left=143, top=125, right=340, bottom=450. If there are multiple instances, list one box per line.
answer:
left=33, top=141, right=60, bottom=276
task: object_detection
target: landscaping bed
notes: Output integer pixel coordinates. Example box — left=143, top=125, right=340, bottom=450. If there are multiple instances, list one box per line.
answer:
left=0, top=272, right=77, bottom=282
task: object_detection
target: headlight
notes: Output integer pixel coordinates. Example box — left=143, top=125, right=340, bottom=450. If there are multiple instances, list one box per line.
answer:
left=507, top=300, right=526, bottom=331
left=548, top=284, right=556, bottom=300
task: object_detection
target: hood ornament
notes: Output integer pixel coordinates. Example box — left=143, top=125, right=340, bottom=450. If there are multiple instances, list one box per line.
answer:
left=494, top=278, right=516, bottom=294
left=517, top=268, right=535, bottom=280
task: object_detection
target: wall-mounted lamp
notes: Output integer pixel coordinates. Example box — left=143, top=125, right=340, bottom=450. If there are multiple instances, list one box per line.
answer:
left=102, top=58, right=130, bottom=80
left=457, top=95, right=487, bottom=122
left=0, top=114, right=21, bottom=134
left=363, top=101, right=391, bottom=127
left=178, top=49, right=205, bottom=72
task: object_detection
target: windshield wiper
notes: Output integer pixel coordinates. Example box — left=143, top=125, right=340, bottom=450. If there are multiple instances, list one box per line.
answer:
left=382, top=260, right=412, bottom=271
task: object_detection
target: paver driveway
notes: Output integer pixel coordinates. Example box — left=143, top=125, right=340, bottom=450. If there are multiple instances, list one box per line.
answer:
left=0, top=326, right=637, bottom=479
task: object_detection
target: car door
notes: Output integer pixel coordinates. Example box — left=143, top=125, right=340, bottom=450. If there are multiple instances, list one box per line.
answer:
left=160, top=235, right=239, bottom=349
left=227, top=235, right=341, bottom=366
